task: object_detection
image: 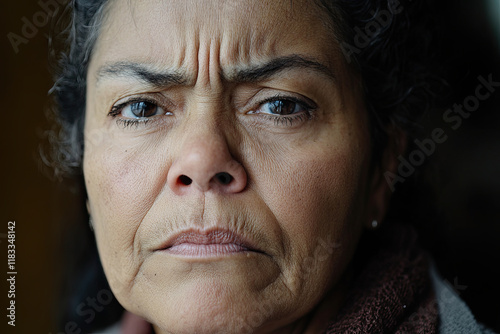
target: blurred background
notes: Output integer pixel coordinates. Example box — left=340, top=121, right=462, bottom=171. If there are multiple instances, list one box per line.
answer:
left=0, top=0, right=499, bottom=333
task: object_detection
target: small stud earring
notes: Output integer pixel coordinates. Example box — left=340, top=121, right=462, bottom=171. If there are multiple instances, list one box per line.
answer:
left=371, top=220, right=379, bottom=229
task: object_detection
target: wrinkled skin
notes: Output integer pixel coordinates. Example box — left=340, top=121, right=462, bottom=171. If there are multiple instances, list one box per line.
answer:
left=83, top=0, right=394, bottom=333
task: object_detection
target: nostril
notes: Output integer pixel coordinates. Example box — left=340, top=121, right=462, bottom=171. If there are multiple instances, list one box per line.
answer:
left=179, top=175, right=193, bottom=185
left=215, top=172, right=233, bottom=185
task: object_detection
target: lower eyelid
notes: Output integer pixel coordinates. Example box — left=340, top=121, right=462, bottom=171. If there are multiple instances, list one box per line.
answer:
left=115, top=118, right=150, bottom=129
left=266, top=113, right=311, bottom=127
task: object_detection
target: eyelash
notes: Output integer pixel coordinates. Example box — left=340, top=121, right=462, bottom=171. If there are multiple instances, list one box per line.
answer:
left=108, top=95, right=316, bottom=128
left=108, top=97, right=160, bottom=128
left=255, top=95, right=316, bottom=127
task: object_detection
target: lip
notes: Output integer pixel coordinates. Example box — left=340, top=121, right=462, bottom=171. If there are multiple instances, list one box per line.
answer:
left=157, top=228, right=263, bottom=257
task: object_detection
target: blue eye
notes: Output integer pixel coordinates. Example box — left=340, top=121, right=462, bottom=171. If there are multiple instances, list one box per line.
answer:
left=121, top=101, right=164, bottom=118
left=108, top=98, right=170, bottom=128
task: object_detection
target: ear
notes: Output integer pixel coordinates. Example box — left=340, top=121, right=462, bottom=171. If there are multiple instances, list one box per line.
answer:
left=365, top=126, right=407, bottom=229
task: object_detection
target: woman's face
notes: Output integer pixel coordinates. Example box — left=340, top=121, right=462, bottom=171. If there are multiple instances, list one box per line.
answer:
left=84, top=0, right=388, bottom=332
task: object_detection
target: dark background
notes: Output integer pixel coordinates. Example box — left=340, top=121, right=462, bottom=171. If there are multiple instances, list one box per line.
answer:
left=1, top=0, right=499, bottom=333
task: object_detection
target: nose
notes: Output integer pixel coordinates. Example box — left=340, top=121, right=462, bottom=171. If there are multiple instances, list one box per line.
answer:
left=167, top=131, right=247, bottom=195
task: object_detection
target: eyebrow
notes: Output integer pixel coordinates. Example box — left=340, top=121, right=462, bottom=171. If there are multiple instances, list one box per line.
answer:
left=227, top=55, right=335, bottom=83
left=97, top=62, right=187, bottom=87
left=96, top=55, right=335, bottom=87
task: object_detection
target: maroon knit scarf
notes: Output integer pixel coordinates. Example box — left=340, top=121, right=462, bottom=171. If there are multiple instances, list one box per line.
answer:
left=325, top=224, right=439, bottom=334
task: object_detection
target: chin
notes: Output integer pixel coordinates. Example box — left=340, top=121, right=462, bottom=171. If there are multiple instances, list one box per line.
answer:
left=147, top=290, right=270, bottom=334
left=126, top=276, right=277, bottom=334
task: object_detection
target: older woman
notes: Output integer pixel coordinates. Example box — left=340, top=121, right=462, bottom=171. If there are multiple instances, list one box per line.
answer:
left=51, top=0, right=495, bottom=333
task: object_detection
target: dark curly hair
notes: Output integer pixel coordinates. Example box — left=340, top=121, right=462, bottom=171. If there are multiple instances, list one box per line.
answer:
left=49, top=0, right=444, bottom=331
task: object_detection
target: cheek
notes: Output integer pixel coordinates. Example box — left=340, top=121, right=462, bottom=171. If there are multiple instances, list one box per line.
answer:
left=269, top=150, right=366, bottom=245
left=260, top=132, right=369, bottom=291
left=83, top=135, right=168, bottom=296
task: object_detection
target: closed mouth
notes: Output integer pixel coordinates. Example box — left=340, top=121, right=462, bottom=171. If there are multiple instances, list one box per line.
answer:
left=158, top=228, right=264, bottom=257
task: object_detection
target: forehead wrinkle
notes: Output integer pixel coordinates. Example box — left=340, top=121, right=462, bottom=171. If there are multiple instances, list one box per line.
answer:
left=215, top=1, right=335, bottom=71
left=91, top=0, right=341, bottom=90
left=94, top=54, right=335, bottom=92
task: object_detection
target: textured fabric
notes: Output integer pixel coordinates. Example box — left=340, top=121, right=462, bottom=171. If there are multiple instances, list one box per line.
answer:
left=430, top=265, right=497, bottom=334
left=325, top=224, right=439, bottom=334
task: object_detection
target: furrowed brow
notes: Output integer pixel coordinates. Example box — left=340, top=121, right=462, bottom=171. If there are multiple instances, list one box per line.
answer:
left=226, top=55, right=335, bottom=83
left=96, top=62, right=187, bottom=87
left=96, top=56, right=334, bottom=87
